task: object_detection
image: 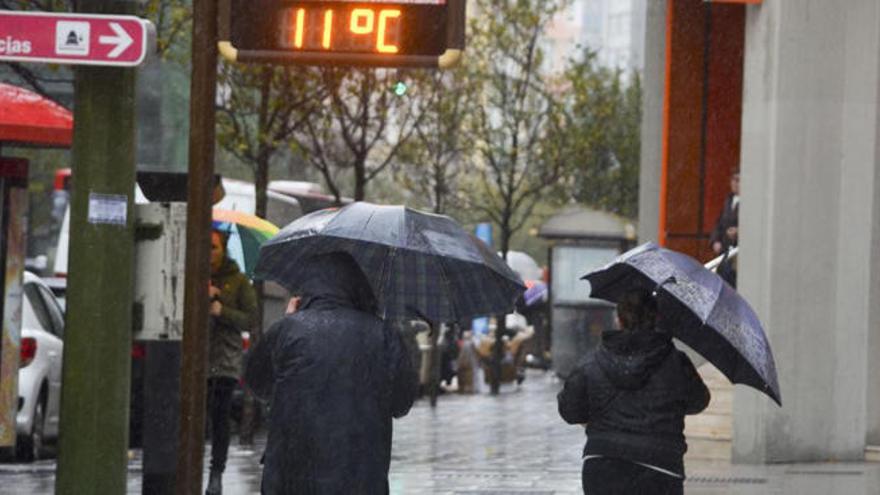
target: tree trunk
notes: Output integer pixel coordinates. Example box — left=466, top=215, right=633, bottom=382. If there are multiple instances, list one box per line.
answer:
left=354, top=157, right=367, bottom=201
left=490, top=229, right=512, bottom=395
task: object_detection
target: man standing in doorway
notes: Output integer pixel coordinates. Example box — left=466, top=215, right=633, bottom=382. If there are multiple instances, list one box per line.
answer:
left=710, top=170, right=739, bottom=287
left=206, top=230, right=258, bottom=495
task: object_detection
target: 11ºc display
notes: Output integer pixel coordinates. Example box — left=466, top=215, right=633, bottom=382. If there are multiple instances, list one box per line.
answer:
left=279, top=6, right=403, bottom=53
left=223, top=0, right=465, bottom=68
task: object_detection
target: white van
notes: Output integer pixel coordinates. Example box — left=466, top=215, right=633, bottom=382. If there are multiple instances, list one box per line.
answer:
left=52, top=178, right=322, bottom=277
left=213, top=178, right=305, bottom=230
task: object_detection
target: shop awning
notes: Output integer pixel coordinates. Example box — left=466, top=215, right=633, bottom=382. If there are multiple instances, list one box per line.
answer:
left=0, top=83, right=72, bottom=147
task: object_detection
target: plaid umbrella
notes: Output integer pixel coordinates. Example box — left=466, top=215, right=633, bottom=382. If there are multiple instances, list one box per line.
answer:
left=582, top=242, right=781, bottom=406
left=255, top=202, right=526, bottom=324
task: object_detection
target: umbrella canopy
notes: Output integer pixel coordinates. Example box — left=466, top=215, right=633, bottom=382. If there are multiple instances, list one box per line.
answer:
left=0, top=83, right=73, bottom=147
left=522, top=280, right=548, bottom=307
left=212, top=209, right=279, bottom=277
left=255, top=202, right=526, bottom=324
left=582, top=242, right=781, bottom=406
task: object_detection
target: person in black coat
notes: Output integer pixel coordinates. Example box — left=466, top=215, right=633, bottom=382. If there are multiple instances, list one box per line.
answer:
left=557, top=290, right=710, bottom=495
left=244, top=253, right=419, bottom=494
left=710, top=170, right=739, bottom=287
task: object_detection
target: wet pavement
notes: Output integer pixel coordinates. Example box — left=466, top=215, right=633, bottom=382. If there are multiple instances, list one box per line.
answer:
left=2, top=370, right=880, bottom=494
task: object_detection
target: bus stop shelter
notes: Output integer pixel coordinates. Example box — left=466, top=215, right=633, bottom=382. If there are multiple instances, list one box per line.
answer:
left=538, top=207, right=636, bottom=377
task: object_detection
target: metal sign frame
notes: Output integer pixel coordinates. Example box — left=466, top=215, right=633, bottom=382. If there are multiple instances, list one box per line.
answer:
left=217, top=0, right=465, bottom=68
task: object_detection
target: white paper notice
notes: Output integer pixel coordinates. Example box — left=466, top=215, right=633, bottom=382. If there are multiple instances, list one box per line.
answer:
left=88, top=193, right=127, bottom=226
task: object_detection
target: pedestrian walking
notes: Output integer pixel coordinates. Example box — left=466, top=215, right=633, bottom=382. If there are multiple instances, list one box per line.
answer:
left=206, top=229, right=258, bottom=495
left=557, top=289, right=710, bottom=495
left=244, top=252, right=419, bottom=494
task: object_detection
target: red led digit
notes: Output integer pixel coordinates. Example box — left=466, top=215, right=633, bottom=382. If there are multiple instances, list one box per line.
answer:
left=322, top=10, right=334, bottom=49
left=294, top=8, right=305, bottom=48
left=279, top=5, right=405, bottom=55
left=350, top=9, right=374, bottom=34
left=377, top=9, right=401, bottom=54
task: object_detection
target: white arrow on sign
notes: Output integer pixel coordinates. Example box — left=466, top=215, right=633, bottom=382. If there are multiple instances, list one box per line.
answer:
left=98, top=22, right=133, bottom=58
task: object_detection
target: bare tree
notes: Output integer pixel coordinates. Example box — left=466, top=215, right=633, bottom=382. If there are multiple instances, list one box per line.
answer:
left=462, top=0, right=572, bottom=258
left=216, top=63, right=323, bottom=218
left=298, top=68, right=425, bottom=202
left=393, top=69, right=473, bottom=215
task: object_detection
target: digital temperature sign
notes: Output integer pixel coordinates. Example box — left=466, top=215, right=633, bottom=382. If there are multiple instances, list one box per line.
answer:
left=220, top=0, right=465, bottom=68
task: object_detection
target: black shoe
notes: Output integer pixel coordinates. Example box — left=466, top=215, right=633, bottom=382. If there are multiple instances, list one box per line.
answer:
left=206, top=470, right=222, bottom=495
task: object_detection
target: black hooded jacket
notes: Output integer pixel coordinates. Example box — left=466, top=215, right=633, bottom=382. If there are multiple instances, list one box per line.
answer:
left=557, top=330, right=710, bottom=476
left=244, top=254, right=419, bottom=494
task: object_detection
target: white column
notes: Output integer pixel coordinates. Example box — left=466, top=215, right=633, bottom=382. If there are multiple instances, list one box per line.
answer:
left=637, top=0, right=666, bottom=244
left=734, top=0, right=880, bottom=462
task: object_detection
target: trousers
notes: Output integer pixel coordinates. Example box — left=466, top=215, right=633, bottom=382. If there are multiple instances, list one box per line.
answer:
left=582, top=457, right=683, bottom=495
left=207, top=376, right=237, bottom=473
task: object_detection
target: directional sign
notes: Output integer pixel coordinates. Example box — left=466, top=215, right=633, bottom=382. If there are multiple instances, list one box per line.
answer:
left=0, top=10, right=154, bottom=67
left=219, top=0, right=466, bottom=68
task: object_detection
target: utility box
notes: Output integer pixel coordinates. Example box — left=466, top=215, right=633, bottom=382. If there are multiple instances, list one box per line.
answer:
left=133, top=202, right=186, bottom=340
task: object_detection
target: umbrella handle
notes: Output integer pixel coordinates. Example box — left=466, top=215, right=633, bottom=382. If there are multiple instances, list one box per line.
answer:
left=705, top=246, right=739, bottom=272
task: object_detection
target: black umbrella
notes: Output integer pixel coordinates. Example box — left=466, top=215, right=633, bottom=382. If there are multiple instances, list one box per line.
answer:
left=582, top=242, right=781, bottom=406
left=255, top=202, right=526, bottom=324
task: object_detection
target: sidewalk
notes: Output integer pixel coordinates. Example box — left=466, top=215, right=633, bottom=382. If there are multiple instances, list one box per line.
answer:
left=2, top=370, right=879, bottom=494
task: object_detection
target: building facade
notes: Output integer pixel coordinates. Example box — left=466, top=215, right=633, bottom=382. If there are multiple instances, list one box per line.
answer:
left=639, top=0, right=880, bottom=463
left=544, top=0, right=646, bottom=74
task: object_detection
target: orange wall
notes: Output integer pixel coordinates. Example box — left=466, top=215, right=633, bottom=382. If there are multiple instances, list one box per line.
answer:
left=661, top=0, right=744, bottom=262
left=703, top=5, right=744, bottom=235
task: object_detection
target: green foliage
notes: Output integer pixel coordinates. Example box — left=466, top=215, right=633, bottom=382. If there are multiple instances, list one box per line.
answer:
left=563, top=53, right=642, bottom=219
left=2, top=0, right=643, bottom=261
left=143, top=0, right=193, bottom=61
left=215, top=62, right=324, bottom=216
left=392, top=68, right=474, bottom=214
left=455, top=0, right=573, bottom=255
left=296, top=68, right=425, bottom=202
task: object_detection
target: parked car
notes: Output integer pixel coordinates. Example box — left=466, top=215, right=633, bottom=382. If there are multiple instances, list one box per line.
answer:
left=16, top=271, right=65, bottom=461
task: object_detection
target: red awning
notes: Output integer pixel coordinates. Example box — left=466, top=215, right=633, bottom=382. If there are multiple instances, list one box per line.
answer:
left=0, top=83, right=72, bottom=147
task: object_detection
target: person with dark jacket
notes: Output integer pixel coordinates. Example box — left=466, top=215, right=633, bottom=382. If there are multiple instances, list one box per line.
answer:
left=244, top=252, right=419, bottom=494
left=710, top=170, right=739, bottom=287
left=557, top=290, right=710, bottom=494
left=207, top=229, right=258, bottom=495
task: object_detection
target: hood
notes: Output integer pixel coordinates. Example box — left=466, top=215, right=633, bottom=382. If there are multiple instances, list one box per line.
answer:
left=298, top=252, right=377, bottom=315
left=596, top=330, right=673, bottom=390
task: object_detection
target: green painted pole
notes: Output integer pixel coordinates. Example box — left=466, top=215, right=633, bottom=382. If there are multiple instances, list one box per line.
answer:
left=55, top=2, right=137, bottom=493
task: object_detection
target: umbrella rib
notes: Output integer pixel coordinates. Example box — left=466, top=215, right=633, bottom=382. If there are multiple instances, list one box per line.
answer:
left=433, top=254, right=459, bottom=323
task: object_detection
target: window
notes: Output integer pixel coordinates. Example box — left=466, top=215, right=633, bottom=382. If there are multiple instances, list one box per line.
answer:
left=24, top=282, right=54, bottom=334
left=37, top=284, right=64, bottom=339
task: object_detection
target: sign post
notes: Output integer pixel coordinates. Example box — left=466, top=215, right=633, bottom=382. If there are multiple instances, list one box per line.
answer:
left=218, top=0, right=465, bottom=68
left=0, top=10, right=154, bottom=67
left=176, top=0, right=218, bottom=493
